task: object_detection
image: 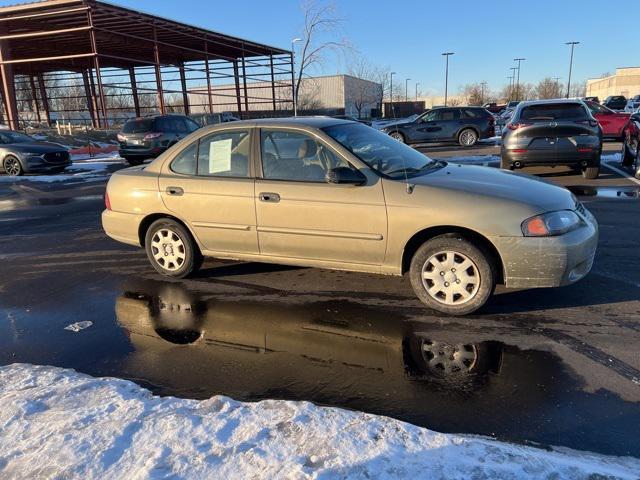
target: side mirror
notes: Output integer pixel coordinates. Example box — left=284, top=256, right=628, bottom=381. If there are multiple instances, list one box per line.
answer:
left=326, top=166, right=367, bottom=185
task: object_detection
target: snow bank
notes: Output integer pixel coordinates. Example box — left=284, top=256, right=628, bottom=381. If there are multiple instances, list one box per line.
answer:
left=0, top=161, right=119, bottom=184
left=0, top=364, right=638, bottom=479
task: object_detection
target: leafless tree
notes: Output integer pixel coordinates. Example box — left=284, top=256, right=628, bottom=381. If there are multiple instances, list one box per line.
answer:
left=346, top=58, right=383, bottom=118
left=294, top=1, right=349, bottom=108
left=458, top=83, right=487, bottom=106
left=569, top=80, right=586, bottom=98
left=535, top=77, right=564, bottom=99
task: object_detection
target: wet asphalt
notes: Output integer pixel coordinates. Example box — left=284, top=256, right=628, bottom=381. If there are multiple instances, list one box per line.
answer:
left=0, top=149, right=639, bottom=458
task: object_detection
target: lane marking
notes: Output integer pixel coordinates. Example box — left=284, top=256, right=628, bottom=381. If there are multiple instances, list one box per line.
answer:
left=601, top=160, right=640, bottom=186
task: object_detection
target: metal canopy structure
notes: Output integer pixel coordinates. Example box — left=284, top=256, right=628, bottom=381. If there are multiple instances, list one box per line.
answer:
left=0, top=0, right=294, bottom=129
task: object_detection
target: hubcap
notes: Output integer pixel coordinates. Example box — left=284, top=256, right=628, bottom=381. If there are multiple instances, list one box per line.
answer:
left=421, top=250, right=480, bottom=305
left=150, top=228, right=186, bottom=271
left=421, top=340, right=478, bottom=375
left=391, top=133, right=403, bottom=142
left=460, top=131, right=476, bottom=146
left=4, top=158, right=20, bottom=176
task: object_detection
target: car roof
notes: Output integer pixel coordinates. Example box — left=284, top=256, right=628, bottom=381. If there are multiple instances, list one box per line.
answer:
left=213, top=116, right=354, bottom=129
left=516, top=99, right=584, bottom=107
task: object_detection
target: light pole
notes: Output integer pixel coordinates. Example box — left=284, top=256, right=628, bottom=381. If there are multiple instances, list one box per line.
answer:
left=442, top=52, right=454, bottom=106
left=513, top=58, right=525, bottom=101
left=415, top=82, right=420, bottom=101
left=507, top=75, right=514, bottom=101
left=291, top=37, right=302, bottom=116
left=405, top=78, right=410, bottom=102
left=553, top=77, right=561, bottom=97
left=389, top=71, right=396, bottom=117
left=509, top=67, right=517, bottom=101
left=565, top=41, right=579, bottom=98
left=480, top=81, right=487, bottom=104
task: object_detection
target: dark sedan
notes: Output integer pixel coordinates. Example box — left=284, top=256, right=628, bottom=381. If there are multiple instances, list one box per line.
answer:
left=501, top=100, right=602, bottom=179
left=603, top=95, right=627, bottom=111
left=0, top=131, right=71, bottom=177
left=382, top=107, right=495, bottom=147
left=621, top=111, right=640, bottom=177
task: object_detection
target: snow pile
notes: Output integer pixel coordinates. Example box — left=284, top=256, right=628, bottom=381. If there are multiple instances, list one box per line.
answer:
left=0, top=161, right=120, bottom=183
left=1, top=364, right=638, bottom=479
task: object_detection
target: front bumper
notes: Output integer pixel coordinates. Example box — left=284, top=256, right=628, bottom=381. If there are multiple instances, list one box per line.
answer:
left=491, top=208, right=598, bottom=289
left=24, top=156, right=72, bottom=173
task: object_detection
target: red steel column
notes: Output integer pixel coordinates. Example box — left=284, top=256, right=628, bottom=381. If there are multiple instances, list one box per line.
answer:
left=233, top=60, right=242, bottom=115
left=153, top=23, right=165, bottom=114
left=29, top=75, right=42, bottom=124
left=128, top=67, right=140, bottom=117
left=269, top=55, right=276, bottom=111
left=82, top=70, right=98, bottom=128
left=88, top=8, right=108, bottom=128
left=241, top=50, right=249, bottom=112
left=204, top=40, right=213, bottom=114
left=179, top=62, right=190, bottom=115
left=0, top=28, right=19, bottom=130
left=37, top=73, right=51, bottom=127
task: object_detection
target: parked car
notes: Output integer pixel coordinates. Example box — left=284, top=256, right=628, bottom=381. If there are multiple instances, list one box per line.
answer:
left=102, top=117, right=598, bottom=315
left=382, top=107, right=495, bottom=147
left=0, top=130, right=71, bottom=177
left=624, top=95, right=640, bottom=113
left=506, top=101, right=520, bottom=109
left=117, top=114, right=201, bottom=165
left=583, top=96, right=600, bottom=103
left=621, top=111, right=640, bottom=177
left=583, top=100, right=630, bottom=139
left=482, top=102, right=506, bottom=114
left=189, top=112, right=240, bottom=127
left=603, top=95, right=627, bottom=111
left=331, top=115, right=372, bottom=126
left=501, top=99, right=603, bottom=179
left=372, top=114, right=421, bottom=130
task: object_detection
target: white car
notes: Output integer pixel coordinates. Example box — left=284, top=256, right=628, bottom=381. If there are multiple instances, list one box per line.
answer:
left=624, top=96, right=640, bottom=113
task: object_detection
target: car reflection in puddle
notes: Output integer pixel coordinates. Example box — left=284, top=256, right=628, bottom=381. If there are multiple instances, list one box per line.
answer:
left=115, top=279, right=639, bottom=457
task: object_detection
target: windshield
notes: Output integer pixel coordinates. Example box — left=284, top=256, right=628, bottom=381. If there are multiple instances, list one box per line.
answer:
left=0, top=131, right=33, bottom=144
left=520, top=103, right=588, bottom=121
left=323, top=123, right=438, bottom=179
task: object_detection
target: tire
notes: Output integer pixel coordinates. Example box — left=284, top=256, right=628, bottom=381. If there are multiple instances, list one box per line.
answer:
left=458, top=128, right=478, bottom=147
left=409, top=235, right=496, bottom=316
left=389, top=131, right=405, bottom=143
left=621, top=137, right=635, bottom=167
left=126, top=157, right=144, bottom=166
left=407, top=336, right=498, bottom=377
left=3, top=155, right=23, bottom=177
left=144, top=218, right=203, bottom=279
left=582, top=165, right=600, bottom=179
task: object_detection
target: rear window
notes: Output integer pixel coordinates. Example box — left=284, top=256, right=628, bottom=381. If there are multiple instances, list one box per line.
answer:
left=520, top=103, right=587, bottom=121
left=122, top=119, right=154, bottom=133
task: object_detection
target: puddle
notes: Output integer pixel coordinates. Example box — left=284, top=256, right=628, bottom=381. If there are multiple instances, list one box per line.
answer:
left=106, top=279, right=640, bottom=457
left=567, top=185, right=640, bottom=199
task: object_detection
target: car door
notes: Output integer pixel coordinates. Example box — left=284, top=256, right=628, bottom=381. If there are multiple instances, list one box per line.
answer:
left=254, top=128, right=387, bottom=267
left=158, top=128, right=259, bottom=254
left=417, top=109, right=460, bottom=142
left=411, top=110, right=440, bottom=142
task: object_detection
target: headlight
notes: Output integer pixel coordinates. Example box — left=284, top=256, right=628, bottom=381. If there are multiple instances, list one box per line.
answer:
left=521, top=210, right=582, bottom=237
left=24, top=152, right=43, bottom=158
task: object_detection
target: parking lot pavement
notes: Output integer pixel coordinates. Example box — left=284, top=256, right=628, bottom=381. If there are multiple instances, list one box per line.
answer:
left=0, top=151, right=639, bottom=459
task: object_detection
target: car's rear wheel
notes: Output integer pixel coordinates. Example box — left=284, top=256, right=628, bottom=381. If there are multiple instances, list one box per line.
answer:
left=3, top=155, right=23, bottom=176
left=458, top=128, right=478, bottom=147
left=621, top=137, right=635, bottom=167
left=409, top=235, right=496, bottom=315
left=389, top=131, right=405, bottom=143
left=145, top=219, right=202, bottom=278
left=582, top=165, right=600, bottom=179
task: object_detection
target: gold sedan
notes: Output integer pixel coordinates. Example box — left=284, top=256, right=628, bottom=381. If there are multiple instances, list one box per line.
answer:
left=102, top=117, right=598, bottom=315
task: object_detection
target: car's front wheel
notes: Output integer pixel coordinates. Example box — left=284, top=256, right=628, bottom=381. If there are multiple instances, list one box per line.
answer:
left=621, top=136, right=635, bottom=167
left=145, top=218, right=202, bottom=278
left=389, top=131, right=405, bottom=143
left=3, top=155, right=23, bottom=176
left=458, top=128, right=478, bottom=147
left=409, top=235, right=496, bottom=315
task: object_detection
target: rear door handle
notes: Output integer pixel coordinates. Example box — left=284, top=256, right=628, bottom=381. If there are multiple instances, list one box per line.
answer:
left=259, top=192, right=280, bottom=203
left=166, top=186, right=184, bottom=196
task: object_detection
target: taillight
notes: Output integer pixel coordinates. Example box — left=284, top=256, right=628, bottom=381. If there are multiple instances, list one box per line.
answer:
left=144, top=132, right=163, bottom=140
left=575, top=119, right=599, bottom=127
left=507, top=122, right=532, bottom=130
left=105, top=191, right=111, bottom=210
left=577, top=147, right=593, bottom=153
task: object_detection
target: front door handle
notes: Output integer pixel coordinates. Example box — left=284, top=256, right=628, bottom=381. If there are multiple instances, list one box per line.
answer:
left=259, top=192, right=280, bottom=203
left=166, top=186, right=184, bottom=196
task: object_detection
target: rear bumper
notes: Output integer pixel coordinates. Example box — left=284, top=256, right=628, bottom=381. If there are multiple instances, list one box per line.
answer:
left=501, top=148, right=600, bottom=167
left=118, top=146, right=165, bottom=158
left=102, top=209, right=144, bottom=247
left=491, top=209, right=599, bottom=289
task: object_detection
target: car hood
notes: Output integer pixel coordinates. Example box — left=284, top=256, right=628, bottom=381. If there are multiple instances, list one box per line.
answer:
left=410, top=162, right=575, bottom=212
left=8, top=141, right=68, bottom=153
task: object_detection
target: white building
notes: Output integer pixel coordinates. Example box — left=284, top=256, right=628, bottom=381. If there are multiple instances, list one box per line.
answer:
left=189, top=74, right=382, bottom=118
left=586, top=67, right=640, bottom=100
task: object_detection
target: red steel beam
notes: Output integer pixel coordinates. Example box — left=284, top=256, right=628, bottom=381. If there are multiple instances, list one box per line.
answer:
left=152, top=23, right=165, bottom=114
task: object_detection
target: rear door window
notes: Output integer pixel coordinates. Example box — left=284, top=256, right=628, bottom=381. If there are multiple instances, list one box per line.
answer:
left=434, top=109, right=460, bottom=121
left=520, top=104, right=588, bottom=121
left=197, top=130, right=251, bottom=177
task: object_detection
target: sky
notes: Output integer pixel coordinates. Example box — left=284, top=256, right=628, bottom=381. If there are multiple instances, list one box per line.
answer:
left=2, top=0, right=638, bottom=96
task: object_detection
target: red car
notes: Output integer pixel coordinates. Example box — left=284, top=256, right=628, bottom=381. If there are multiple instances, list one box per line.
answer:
left=584, top=100, right=630, bottom=139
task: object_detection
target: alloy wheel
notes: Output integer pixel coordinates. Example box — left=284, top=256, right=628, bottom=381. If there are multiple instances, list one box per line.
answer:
left=150, top=228, right=186, bottom=271
left=4, top=157, right=22, bottom=176
left=459, top=130, right=477, bottom=146
left=421, top=340, right=478, bottom=375
left=421, top=250, right=480, bottom=305
left=390, top=132, right=404, bottom=143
